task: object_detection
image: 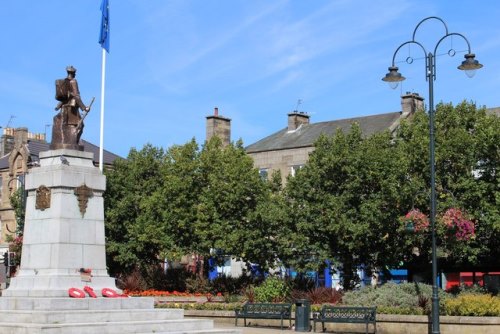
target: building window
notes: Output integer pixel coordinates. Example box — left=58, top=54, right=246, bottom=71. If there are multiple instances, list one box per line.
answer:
left=259, top=168, right=269, bottom=180
left=290, top=164, right=304, bottom=177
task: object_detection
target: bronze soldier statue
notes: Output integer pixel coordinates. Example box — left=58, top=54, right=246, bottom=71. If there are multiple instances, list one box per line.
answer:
left=51, top=66, right=94, bottom=150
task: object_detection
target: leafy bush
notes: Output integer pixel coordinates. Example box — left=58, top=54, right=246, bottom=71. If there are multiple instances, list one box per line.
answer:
left=444, top=293, right=500, bottom=316
left=243, top=285, right=256, bottom=303
left=208, top=274, right=261, bottom=295
left=254, top=277, right=290, bottom=302
left=185, top=274, right=261, bottom=296
left=446, top=283, right=488, bottom=296
left=157, top=302, right=242, bottom=311
left=142, top=266, right=193, bottom=291
left=291, top=287, right=343, bottom=305
left=185, top=276, right=211, bottom=294
left=286, top=275, right=317, bottom=292
left=376, top=305, right=426, bottom=315
left=341, top=282, right=448, bottom=315
left=116, top=269, right=147, bottom=291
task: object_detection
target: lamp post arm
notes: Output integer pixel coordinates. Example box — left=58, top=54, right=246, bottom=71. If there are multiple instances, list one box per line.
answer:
left=430, top=32, right=475, bottom=81
left=412, top=16, right=449, bottom=41
left=390, top=40, right=427, bottom=65
left=433, top=32, right=473, bottom=56
left=390, top=40, right=428, bottom=80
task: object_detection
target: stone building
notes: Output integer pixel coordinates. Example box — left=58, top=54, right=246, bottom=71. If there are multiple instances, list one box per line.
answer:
left=246, top=92, right=424, bottom=184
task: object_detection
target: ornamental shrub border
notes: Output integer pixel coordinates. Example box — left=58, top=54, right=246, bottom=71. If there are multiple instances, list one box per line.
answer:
left=150, top=282, right=500, bottom=317
left=156, top=298, right=500, bottom=317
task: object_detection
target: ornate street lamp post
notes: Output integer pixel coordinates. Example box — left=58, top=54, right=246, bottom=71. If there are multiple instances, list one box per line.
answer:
left=382, top=16, right=482, bottom=334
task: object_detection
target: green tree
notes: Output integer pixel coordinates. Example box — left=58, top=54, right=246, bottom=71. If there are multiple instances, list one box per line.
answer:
left=283, top=124, right=406, bottom=289
left=9, top=187, right=25, bottom=236
left=104, top=144, right=166, bottom=274
left=153, top=139, right=202, bottom=261
left=396, top=102, right=500, bottom=271
left=104, top=137, right=275, bottom=276
left=193, top=137, right=275, bottom=269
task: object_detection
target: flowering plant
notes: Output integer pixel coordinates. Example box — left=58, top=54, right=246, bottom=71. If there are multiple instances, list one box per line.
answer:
left=123, top=289, right=224, bottom=298
left=400, top=209, right=429, bottom=232
left=440, top=208, right=475, bottom=241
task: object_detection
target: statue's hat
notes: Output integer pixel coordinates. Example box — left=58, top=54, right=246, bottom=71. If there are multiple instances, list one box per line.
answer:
left=66, top=65, right=77, bottom=73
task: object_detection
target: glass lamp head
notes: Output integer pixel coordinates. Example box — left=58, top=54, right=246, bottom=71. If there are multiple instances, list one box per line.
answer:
left=458, top=53, right=483, bottom=78
left=382, top=66, right=405, bottom=89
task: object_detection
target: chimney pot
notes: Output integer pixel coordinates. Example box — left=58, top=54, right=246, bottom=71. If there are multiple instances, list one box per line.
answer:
left=214, top=107, right=218, bottom=116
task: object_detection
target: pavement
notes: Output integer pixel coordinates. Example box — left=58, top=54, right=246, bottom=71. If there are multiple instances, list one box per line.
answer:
left=214, top=321, right=302, bottom=333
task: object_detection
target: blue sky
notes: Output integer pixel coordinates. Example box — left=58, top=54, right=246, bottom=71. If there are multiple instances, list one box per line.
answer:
left=1, top=0, right=499, bottom=158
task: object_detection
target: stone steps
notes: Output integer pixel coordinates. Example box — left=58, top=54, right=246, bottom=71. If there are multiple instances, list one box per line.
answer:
left=0, top=297, right=240, bottom=333
left=0, top=308, right=184, bottom=324
left=0, top=318, right=225, bottom=334
left=0, top=296, right=154, bottom=311
left=136, top=331, right=241, bottom=334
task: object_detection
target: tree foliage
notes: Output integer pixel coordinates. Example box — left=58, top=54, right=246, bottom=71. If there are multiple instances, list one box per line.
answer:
left=280, top=101, right=498, bottom=288
left=283, top=124, right=406, bottom=289
left=104, top=144, right=167, bottom=274
left=104, top=138, right=275, bottom=275
left=396, top=102, right=500, bottom=271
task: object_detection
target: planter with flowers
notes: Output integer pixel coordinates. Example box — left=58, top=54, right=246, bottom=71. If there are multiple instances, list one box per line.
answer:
left=399, top=209, right=430, bottom=257
left=400, top=209, right=430, bottom=233
left=439, top=208, right=475, bottom=241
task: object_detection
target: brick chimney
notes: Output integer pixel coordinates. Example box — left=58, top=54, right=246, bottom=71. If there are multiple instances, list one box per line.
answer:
left=14, top=127, right=29, bottom=146
left=206, top=107, right=231, bottom=146
left=287, top=112, right=310, bottom=131
left=401, top=92, right=424, bottom=117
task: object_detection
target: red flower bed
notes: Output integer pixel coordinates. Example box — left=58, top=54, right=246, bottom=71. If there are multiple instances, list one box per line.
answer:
left=123, top=289, right=222, bottom=297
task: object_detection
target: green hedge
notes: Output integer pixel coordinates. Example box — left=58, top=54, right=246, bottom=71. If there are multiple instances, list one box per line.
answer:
left=444, top=294, right=500, bottom=316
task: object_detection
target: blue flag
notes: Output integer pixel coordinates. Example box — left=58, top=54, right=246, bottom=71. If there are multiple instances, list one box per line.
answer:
left=99, top=0, right=110, bottom=52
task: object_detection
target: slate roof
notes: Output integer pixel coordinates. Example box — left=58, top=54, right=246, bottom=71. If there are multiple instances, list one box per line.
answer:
left=0, top=139, right=122, bottom=170
left=246, top=112, right=402, bottom=153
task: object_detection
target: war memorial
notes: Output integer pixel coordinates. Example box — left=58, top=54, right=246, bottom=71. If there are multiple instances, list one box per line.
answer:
left=0, top=66, right=239, bottom=333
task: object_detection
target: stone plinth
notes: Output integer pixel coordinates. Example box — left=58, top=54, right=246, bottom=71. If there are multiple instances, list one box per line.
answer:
left=3, top=149, right=115, bottom=297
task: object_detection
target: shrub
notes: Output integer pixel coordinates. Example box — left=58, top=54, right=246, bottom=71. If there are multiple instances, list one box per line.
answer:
left=142, top=266, right=193, bottom=291
left=208, top=274, right=260, bottom=295
left=446, top=283, right=488, bottom=296
left=185, top=276, right=211, bottom=294
left=341, top=282, right=448, bottom=315
left=243, top=285, right=256, bottom=303
left=444, top=293, right=500, bottom=316
left=286, top=275, right=317, bottom=292
left=254, top=277, right=290, bottom=302
left=116, top=269, right=146, bottom=291
left=157, top=302, right=242, bottom=311
left=291, top=287, right=343, bottom=305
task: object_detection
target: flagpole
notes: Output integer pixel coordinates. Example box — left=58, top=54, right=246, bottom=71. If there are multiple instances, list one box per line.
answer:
left=99, top=47, right=106, bottom=172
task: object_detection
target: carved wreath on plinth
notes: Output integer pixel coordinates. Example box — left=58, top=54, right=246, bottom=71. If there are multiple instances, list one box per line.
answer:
left=74, top=184, right=94, bottom=217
